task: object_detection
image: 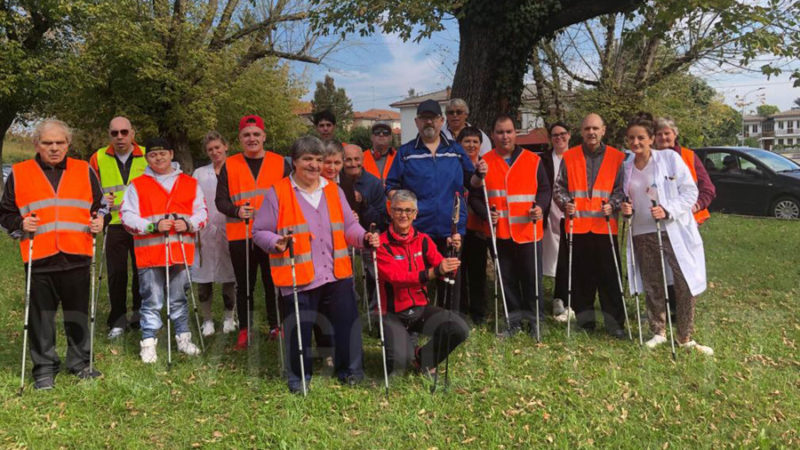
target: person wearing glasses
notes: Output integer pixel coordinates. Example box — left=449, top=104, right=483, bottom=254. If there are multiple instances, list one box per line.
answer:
left=375, top=189, right=469, bottom=375
left=89, top=116, right=148, bottom=339
left=442, top=98, right=491, bottom=156
left=362, top=123, right=396, bottom=184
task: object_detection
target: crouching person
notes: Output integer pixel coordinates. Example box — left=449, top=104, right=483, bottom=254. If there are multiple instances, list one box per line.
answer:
left=376, top=190, right=469, bottom=375
left=120, top=138, right=207, bottom=363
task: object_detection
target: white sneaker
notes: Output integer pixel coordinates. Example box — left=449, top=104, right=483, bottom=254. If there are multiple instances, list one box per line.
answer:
left=108, top=327, right=124, bottom=339
left=680, top=340, right=714, bottom=356
left=645, top=334, right=667, bottom=349
left=201, top=320, right=215, bottom=337
left=554, top=307, right=575, bottom=323
left=552, top=298, right=566, bottom=316
left=140, top=338, right=158, bottom=363
left=176, top=332, right=201, bottom=355
left=222, top=311, right=236, bottom=334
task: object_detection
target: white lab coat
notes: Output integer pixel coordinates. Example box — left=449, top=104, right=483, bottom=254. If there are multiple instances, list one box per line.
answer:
left=623, top=150, right=707, bottom=296
left=191, top=164, right=235, bottom=284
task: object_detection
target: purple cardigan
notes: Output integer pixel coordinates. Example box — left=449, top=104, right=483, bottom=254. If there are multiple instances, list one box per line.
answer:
left=253, top=178, right=366, bottom=296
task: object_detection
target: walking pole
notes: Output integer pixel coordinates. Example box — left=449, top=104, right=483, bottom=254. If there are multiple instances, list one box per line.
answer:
left=566, top=203, right=574, bottom=339
left=602, top=201, right=632, bottom=340
left=244, top=201, right=251, bottom=346
left=623, top=198, right=644, bottom=345
left=275, top=287, right=285, bottom=375
left=652, top=199, right=677, bottom=360
left=164, top=215, right=172, bottom=370
left=360, top=249, right=372, bottom=331
left=483, top=190, right=511, bottom=332
left=532, top=204, right=541, bottom=343
left=177, top=228, right=205, bottom=352
left=89, top=213, right=99, bottom=373
left=287, top=231, right=307, bottom=396
left=369, top=224, right=390, bottom=399
left=435, top=193, right=460, bottom=394
left=493, top=273, right=498, bottom=336
left=18, top=213, right=36, bottom=395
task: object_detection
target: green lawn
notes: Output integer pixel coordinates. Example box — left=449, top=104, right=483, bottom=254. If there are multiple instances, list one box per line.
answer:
left=0, top=214, right=796, bottom=448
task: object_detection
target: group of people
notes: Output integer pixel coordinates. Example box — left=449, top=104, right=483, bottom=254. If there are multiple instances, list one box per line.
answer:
left=2, top=97, right=716, bottom=394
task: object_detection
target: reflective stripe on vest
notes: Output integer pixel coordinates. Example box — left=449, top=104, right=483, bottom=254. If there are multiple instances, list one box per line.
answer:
left=482, top=149, right=543, bottom=243
left=94, top=145, right=147, bottom=224
left=269, top=178, right=353, bottom=287
left=13, top=158, right=94, bottom=263
left=563, top=145, right=624, bottom=235
left=679, top=147, right=711, bottom=224
left=131, top=173, right=197, bottom=268
left=225, top=152, right=285, bottom=241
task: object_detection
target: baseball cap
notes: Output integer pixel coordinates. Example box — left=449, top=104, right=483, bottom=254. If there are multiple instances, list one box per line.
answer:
left=371, top=122, right=392, bottom=134
left=143, top=137, right=173, bottom=153
left=416, top=99, right=442, bottom=116
left=239, top=114, right=265, bottom=131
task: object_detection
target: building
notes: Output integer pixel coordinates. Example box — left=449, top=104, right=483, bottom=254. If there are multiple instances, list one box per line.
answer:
left=351, top=109, right=401, bottom=132
left=742, top=109, right=800, bottom=151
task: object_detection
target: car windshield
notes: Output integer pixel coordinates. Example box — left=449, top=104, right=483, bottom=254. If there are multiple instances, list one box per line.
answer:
left=748, top=149, right=800, bottom=172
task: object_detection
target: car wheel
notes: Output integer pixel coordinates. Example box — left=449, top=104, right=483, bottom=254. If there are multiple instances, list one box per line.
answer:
left=770, top=196, right=800, bottom=219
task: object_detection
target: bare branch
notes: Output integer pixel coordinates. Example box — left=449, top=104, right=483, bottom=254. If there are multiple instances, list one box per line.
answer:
left=210, top=0, right=240, bottom=48
left=215, top=12, right=309, bottom=48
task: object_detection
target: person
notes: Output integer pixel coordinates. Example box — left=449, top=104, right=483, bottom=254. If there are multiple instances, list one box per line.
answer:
left=478, top=116, right=551, bottom=336
left=121, top=137, right=207, bottom=363
left=191, top=132, right=236, bottom=336
left=457, top=127, right=489, bottom=325
left=0, top=119, right=104, bottom=389
left=252, top=136, right=380, bottom=393
left=362, top=122, right=397, bottom=184
left=215, top=115, right=291, bottom=349
left=385, top=99, right=486, bottom=311
left=313, top=110, right=339, bottom=141
left=553, top=113, right=627, bottom=338
left=375, top=189, right=470, bottom=374
left=89, top=116, right=147, bottom=339
left=322, top=139, right=344, bottom=182
left=541, top=122, right=575, bottom=322
left=620, top=113, right=713, bottom=355
left=442, top=98, right=492, bottom=156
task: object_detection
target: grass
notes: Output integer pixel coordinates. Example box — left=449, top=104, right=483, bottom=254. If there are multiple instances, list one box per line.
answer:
left=0, top=214, right=796, bottom=448
left=2, top=136, right=34, bottom=164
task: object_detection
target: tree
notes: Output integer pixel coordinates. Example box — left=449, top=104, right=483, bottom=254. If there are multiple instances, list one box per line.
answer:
left=757, top=105, right=781, bottom=117
left=346, top=126, right=372, bottom=149
left=311, top=75, right=354, bottom=124
left=794, top=98, right=800, bottom=108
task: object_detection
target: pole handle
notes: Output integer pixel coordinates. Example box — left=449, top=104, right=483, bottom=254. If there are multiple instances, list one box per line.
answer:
left=601, top=200, right=611, bottom=222
left=623, top=196, right=633, bottom=218
left=244, top=201, right=251, bottom=225
left=286, top=230, right=294, bottom=257
left=476, top=156, right=486, bottom=179
left=531, top=201, right=538, bottom=223
left=369, top=223, right=377, bottom=234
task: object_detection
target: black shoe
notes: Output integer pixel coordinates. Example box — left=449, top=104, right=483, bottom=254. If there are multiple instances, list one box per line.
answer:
left=128, top=313, right=141, bottom=330
left=341, top=374, right=364, bottom=387
left=608, top=328, right=626, bottom=340
left=74, top=366, right=103, bottom=380
left=288, top=381, right=310, bottom=394
left=498, top=326, right=522, bottom=338
left=34, top=376, right=55, bottom=390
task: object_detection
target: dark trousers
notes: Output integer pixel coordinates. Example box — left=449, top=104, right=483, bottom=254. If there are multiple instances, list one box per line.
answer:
left=198, top=282, right=236, bottom=320
left=461, top=231, right=488, bottom=323
left=433, top=237, right=463, bottom=312
left=571, top=232, right=625, bottom=332
left=229, top=239, right=277, bottom=329
left=106, top=224, right=141, bottom=329
left=496, top=239, right=544, bottom=329
left=28, top=266, right=91, bottom=379
left=554, top=219, right=570, bottom=301
left=379, top=305, right=470, bottom=374
left=282, top=278, right=363, bottom=389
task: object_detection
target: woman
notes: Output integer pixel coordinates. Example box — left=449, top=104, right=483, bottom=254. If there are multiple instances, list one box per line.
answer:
left=621, top=112, right=713, bottom=355
left=192, top=132, right=237, bottom=336
left=321, top=140, right=344, bottom=182
left=253, top=136, right=380, bottom=393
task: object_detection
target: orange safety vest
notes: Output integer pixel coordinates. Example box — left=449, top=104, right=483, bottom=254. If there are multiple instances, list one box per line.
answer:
left=225, top=152, right=285, bottom=241
left=13, top=158, right=94, bottom=263
left=269, top=177, right=353, bottom=287
left=679, top=147, right=711, bottom=224
left=563, top=145, right=624, bottom=235
left=131, top=173, right=197, bottom=269
left=363, top=149, right=396, bottom=182
left=482, top=149, right=543, bottom=243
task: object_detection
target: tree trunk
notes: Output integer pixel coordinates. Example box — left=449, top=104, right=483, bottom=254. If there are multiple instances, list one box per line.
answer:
left=168, top=129, right=194, bottom=174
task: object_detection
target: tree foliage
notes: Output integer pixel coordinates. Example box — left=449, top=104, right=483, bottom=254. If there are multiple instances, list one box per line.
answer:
left=311, top=75, right=354, bottom=124
left=756, top=105, right=781, bottom=117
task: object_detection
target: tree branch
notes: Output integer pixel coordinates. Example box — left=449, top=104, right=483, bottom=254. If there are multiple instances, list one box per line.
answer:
left=210, top=0, right=241, bottom=48
left=214, top=12, right=309, bottom=48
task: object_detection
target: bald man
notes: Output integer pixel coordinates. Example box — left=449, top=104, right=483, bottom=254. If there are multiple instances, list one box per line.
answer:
left=89, top=116, right=148, bottom=338
left=552, top=113, right=627, bottom=339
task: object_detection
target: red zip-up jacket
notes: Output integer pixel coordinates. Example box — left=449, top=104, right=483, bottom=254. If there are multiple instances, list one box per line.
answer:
left=376, top=225, right=443, bottom=314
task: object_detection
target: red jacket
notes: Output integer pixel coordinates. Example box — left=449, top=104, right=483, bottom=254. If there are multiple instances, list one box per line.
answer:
left=376, top=226, right=443, bottom=314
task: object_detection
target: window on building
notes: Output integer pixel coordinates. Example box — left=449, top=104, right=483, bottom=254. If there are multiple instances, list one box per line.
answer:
left=778, top=121, right=784, bottom=130
left=777, top=139, right=783, bottom=145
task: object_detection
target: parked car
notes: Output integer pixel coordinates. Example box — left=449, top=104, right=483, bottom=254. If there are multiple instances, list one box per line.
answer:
left=694, top=146, right=800, bottom=219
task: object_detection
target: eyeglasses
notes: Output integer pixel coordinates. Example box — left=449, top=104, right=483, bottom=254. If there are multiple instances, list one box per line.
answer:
left=372, top=130, right=391, bottom=136
left=110, top=129, right=130, bottom=138
left=446, top=110, right=466, bottom=116
left=416, top=115, right=439, bottom=122
left=550, top=132, right=569, bottom=139
left=391, top=207, right=417, bottom=216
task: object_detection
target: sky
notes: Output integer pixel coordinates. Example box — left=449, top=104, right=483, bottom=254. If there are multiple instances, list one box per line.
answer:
left=294, top=24, right=799, bottom=117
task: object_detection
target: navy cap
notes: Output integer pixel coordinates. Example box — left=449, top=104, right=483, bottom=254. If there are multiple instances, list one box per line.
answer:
left=416, top=99, right=442, bottom=116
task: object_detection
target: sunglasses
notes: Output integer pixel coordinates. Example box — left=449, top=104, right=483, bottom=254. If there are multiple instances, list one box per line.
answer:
left=446, top=110, right=466, bottom=116
left=110, top=129, right=130, bottom=138
left=372, top=130, right=391, bottom=136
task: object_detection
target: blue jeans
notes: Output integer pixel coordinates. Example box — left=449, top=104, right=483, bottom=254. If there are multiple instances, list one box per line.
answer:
left=138, top=266, right=190, bottom=339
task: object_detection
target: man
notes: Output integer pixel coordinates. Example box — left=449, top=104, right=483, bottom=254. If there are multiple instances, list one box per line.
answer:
left=541, top=122, right=575, bottom=322
left=313, top=110, right=338, bottom=141
left=553, top=113, right=627, bottom=338
left=442, top=98, right=492, bottom=156
left=216, top=115, right=291, bottom=349
left=89, top=116, right=147, bottom=339
left=478, top=115, right=551, bottom=336
left=120, top=137, right=207, bottom=362
left=0, top=119, right=104, bottom=389
left=386, top=99, right=485, bottom=311
left=362, top=122, right=397, bottom=184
